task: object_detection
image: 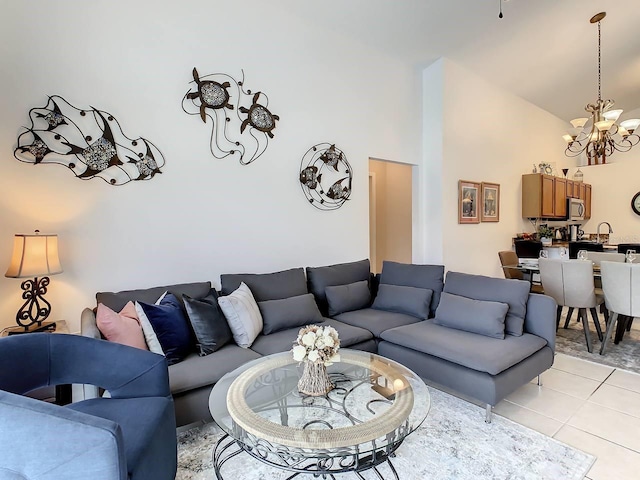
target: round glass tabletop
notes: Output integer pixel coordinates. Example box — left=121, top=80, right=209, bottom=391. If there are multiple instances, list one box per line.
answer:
left=209, top=349, right=430, bottom=463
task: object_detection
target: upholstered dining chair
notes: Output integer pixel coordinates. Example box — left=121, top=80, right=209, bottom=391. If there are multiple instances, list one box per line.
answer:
left=498, top=251, right=544, bottom=293
left=599, top=261, right=640, bottom=355
left=584, top=251, right=626, bottom=266
left=538, top=258, right=603, bottom=353
left=0, top=333, right=177, bottom=480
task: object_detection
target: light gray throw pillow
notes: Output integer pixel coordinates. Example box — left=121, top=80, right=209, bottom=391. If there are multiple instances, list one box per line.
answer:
left=217, top=282, right=263, bottom=348
left=433, top=292, right=509, bottom=339
left=325, top=280, right=371, bottom=316
left=372, top=284, right=433, bottom=320
left=258, top=293, right=324, bottom=335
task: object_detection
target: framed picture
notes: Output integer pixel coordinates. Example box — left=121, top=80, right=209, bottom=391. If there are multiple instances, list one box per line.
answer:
left=481, top=182, right=500, bottom=222
left=458, top=180, right=481, bottom=224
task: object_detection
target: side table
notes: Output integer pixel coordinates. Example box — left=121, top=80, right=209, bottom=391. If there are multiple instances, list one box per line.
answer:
left=1, top=320, right=73, bottom=405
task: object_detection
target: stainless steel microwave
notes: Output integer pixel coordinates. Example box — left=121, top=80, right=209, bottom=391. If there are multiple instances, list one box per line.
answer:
left=567, top=198, right=585, bottom=221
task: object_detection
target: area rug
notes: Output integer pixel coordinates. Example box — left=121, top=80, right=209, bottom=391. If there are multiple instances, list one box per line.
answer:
left=555, top=313, right=640, bottom=374
left=176, top=387, right=594, bottom=480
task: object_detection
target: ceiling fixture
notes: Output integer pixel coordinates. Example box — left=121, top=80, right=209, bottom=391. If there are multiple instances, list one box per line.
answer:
left=563, top=12, right=640, bottom=165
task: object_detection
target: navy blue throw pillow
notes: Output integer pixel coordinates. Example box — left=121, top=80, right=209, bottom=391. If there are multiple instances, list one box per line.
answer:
left=139, top=293, right=193, bottom=365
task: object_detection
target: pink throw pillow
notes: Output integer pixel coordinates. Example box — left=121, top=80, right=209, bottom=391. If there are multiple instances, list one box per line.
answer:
left=96, top=302, right=149, bottom=350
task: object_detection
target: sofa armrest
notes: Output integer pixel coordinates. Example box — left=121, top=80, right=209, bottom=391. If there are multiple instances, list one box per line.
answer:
left=0, top=391, right=127, bottom=479
left=524, top=293, right=557, bottom=353
left=81, top=307, right=101, bottom=340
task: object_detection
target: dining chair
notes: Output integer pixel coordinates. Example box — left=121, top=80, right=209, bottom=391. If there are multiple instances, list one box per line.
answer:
left=498, top=251, right=544, bottom=293
left=538, top=258, right=603, bottom=353
left=569, top=241, right=604, bottom=259
left=585, top=251, right=625, bottom=266
left=617, top=243, right=640, bottom=255
left=599, top=261, right=640, bottom=355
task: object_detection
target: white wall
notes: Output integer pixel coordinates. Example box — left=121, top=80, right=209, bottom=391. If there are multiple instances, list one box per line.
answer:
left=419, top=59, right=570, bottom=277
left=0, top=0, right=421, bottom=331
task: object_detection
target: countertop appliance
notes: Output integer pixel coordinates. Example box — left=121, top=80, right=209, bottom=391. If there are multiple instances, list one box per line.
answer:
left=567, top=198, right=585, bottom=221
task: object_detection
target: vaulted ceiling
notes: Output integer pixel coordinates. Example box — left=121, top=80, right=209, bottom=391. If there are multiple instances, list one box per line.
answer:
left=279, top=0, right=640, bottom=122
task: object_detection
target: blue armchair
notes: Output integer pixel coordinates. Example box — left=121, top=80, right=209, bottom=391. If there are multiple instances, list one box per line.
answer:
left=0, top=333, right=177, bottom=480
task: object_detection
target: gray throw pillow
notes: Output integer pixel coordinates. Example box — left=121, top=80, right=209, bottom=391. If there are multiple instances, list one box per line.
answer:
left=306, top=259, right=371, bottom=315
left=443, top=271, right=529, bottom=336
left=325, top=280, right=371, bottom=317
left=372, top=284, right=433, bottom=320
left=258, top=294, right=324, bottom=335
left=183, top=290, right=232, bottom=356
left=433, top=292, right=509, bottom=339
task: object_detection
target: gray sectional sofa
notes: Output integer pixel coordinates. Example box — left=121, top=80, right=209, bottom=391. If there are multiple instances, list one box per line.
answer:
left=81, top=259, right=556, bottom=426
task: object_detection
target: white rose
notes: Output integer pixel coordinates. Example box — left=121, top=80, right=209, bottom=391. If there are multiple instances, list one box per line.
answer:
left=302, top=332, right=316, bottom=347
left=307, top=350, right=320, bottom=362
left=315, top=338, right=325, bottom=349
left=324, top=327, right=337, bottom=337
left=323, top=336, right=334, bottom=348
left=292, top=345, right=307, bottom=362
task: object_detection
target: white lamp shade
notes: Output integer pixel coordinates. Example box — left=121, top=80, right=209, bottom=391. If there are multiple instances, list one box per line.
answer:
left=595, top=120, right=615, bottom=132
left=620, top=119, right=640, bottom=132
left=603, top=109, right=623, bottom=122
left=5, top=234, right=63, bottom=278
left=570, top=118, right=589, bottom=129
left=562, top=134, right=575, bottom=143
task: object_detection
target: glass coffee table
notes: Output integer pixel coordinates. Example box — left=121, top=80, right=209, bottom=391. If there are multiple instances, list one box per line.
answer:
left=208, top=349, right=430, bottom=479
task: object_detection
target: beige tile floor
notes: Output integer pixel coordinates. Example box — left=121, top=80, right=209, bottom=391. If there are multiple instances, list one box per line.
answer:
left=494, top=352, right=640, bottom=480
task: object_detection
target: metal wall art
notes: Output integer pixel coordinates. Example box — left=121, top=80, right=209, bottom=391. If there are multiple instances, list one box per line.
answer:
left=182, top=68, right=279, bottom=165
left=14, top=96, right=164, bottom=185
left=299, top=143, right=352, bottom=210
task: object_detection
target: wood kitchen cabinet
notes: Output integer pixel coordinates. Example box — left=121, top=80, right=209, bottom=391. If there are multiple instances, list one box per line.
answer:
left=522, top=174, right=585, bottom=219
left=584, top=184, right=592, bottom=219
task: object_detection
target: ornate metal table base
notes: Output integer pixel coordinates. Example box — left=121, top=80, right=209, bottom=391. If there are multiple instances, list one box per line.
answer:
left=212, top=433, right=402, bottom=480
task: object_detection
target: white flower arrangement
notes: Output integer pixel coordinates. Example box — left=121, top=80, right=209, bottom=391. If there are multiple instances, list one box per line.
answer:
left=292, top=324, right=341, bottom=366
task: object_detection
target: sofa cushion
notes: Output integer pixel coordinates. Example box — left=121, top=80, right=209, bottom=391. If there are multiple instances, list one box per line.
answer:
left=250, top=319, right=373, bottom=357
left=138, top=293, right=193, bottom=365
left=443, top=271, right=530, bottom=336
left=378, top=261, right=444, bottom=316
left=433, top=292, right=508, bottom=339
left=380, top=320, right=547, bottom=375
left=183, top=290, right=233, bottom=355
left=306, top=259, right=371, bottom=315
left=333, top=308, right=422, bottom=337
left=259, top=293, right=324, bottom=335
left=96, top=282, right=211, bottom=312
left=371, top=284, right=432, bottom=320
left=168, top=344, right=261, bottom=394
left=96, top=302, right=148, bottom=351
left=220, top=267, right=307, bottom=302
left=218, top=282, right=263, bottom=348
left=325, top=280, right=371, bottom=316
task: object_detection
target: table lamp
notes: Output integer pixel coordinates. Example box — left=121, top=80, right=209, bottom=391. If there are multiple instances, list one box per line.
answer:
left=5, top=230, right=63, bottom=333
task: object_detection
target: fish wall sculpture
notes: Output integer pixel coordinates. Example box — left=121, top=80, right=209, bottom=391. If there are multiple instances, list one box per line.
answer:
left=14, top=96, right=164, bottom=185
left=299, top=143, right=352, bottom=210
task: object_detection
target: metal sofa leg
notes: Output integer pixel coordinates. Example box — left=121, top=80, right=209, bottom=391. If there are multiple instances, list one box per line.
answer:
left=537, top=375, right=542, bottom=386
left=485, top=404, right=492, bottom=423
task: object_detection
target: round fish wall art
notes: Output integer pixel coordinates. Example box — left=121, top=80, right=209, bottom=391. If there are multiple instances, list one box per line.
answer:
left=299, top=143, right=352, bottom=210
left=14, top=96, right=165, bottom=185
left=182, top=68, right=279, bottom=165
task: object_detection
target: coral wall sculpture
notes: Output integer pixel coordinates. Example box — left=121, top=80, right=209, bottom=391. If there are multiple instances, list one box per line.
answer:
left=299, top=143, right=352, bottom=210
left=14, top=96, right=164, bottom=185
left=182, top=68, right=278, bottom=165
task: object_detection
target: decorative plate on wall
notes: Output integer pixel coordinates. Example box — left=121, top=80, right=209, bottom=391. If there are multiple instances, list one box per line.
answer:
left=299, top=143, right=352, bottom=210
left=14, top=96, right=165, bottom=185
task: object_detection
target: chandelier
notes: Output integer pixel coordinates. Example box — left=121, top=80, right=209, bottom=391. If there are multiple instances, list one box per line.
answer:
left=563, top=12, right=640, bottom=165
